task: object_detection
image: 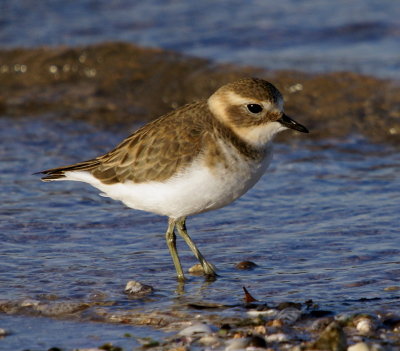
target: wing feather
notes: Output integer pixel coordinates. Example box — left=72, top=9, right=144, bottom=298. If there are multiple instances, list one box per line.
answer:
left=39, top=101, right=210, bottom=184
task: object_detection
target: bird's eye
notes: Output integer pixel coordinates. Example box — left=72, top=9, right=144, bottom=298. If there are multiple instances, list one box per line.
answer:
left=246, top=104, right=263, bottom=114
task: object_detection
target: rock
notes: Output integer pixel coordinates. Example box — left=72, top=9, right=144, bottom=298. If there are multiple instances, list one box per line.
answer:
left=277, top=307, right=302, bottom=325
left=267, top=319, right=284, bottom=328
left=310, top=316, right=334, bottom=331
left=0, top=328, right=8, bottom=337
left=198, top=335, right=221, bottom=347
left=188, top=263, right=217, bottom=274
left=309, top=321, right=347, bottom=351
left=265, top=333, right=290, bottom=342
left=225, top=337, right=249, bottom=350
left=178, top=322, right=214, bottom=337
left=235, top=261, right=258, bottom=270
left=354, top=316, right=376, bottom=335
left=124, top=280, right=153, bottom=297
left=253, top=325, right=267, bottom=334
left=247, top=308, right=278, bottom=318
left=188, top=263, right=204, bottom=275
left=20, top=299, right=40, bottom=307
left=348, top=342, right=371, bottom=351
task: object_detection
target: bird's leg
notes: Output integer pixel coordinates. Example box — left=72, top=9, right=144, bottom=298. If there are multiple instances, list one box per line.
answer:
left=175, top=217, right=217, bottom=277
left=165, top=217, right=185, bottom=281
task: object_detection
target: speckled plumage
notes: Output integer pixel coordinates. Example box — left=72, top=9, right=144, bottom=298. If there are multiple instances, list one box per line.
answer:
left=41, top=100, right=265, bottom=184
left=38, top=78, right=309, bottom=281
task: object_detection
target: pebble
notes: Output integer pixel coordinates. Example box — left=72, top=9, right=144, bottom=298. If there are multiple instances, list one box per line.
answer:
left=355, top=317, right=375, bottom=335
left=247, top=308, right=278, bottom=318
left=20, top=299, right=40, bottom=307
left=188, top=263, right=217, bottom=274
left=225, top=337, right=249, bottom=350
left=348, top=342, right=371, bottom=351
left=235, top=261, right=258, bottom=270
left=0, top=328, right=8, bottom=337
left=310, top=321, right=347, bottom=351
left=124, top=281, right=153, bottom=297
left=178, top=322, right=214, bottom=337
left=265, top=333, right=289, bottom=342
left=277, top=307, right=302, bottom=325
left=310, top=316, right=334, bottom=331
left=198, top=334, right=221, bottom=347
left=188, top=263, right=204, bottom=274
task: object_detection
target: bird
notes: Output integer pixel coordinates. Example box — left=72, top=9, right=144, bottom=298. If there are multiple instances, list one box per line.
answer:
left=37, top=78, right=309, bottom=281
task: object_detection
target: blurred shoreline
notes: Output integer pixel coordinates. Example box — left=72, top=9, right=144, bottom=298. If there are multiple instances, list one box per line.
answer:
left=0, top=42, right=399, bottom=145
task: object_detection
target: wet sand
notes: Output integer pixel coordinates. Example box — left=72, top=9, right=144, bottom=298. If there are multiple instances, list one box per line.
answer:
left=1, top=42, right=399, bottom=145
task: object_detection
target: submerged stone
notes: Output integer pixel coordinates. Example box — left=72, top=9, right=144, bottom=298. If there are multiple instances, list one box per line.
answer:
left=124, top=280, right=154, bottom=297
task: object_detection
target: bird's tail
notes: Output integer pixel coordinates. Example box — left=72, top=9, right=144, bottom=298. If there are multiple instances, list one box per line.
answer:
left=36, top=158, right=100, bottom=181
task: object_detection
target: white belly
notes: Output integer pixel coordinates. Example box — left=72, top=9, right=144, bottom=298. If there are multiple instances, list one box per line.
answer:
left=64, top=149, right=272, bottom=219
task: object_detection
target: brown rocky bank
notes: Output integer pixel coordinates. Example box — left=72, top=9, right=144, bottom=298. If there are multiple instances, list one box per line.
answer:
left=0, top=42, right=399, bottom=144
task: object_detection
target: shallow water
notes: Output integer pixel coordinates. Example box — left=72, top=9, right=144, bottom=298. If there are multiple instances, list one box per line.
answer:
left=1, top=0, right=399, bottom=79
left=0, top=115, right=399, bottom=349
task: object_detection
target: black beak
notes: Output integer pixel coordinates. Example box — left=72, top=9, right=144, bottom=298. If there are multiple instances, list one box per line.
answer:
left=278, top=113, right=309, bottom=133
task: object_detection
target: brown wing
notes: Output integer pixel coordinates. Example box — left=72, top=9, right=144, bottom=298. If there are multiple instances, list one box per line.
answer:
left=40, top=101, right=210, bottom=184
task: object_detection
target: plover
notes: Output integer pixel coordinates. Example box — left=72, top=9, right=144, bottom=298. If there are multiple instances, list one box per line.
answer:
left=38, top=78, right=308, bottom=281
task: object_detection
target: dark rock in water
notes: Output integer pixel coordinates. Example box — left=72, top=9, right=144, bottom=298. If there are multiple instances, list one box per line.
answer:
left=0, top=42, right=399, bottom=145
left=235, top=261, right=258, bottom=270
left=307, top=309, right=334, bottom=318
left=381, top=314, right=400, bottom=330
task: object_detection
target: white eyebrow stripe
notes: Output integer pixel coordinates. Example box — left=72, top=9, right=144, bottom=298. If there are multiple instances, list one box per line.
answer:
left=226, top=91, right=283, bottom=113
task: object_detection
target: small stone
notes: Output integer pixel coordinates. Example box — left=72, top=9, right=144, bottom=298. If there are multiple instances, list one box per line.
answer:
left=310, top=317, right=334, bottom=331
left=355, top=317, right=375, bottom=335
left=20, top=299, right=40, bottom=307
left=248, top=308, right=278, bottom=318
left=198, top=335, right=221, bottom=347
left=0, top=328, right=8, bottom=337
left=253, top=325, right=267, bottom=334
left=235, top=261, right=258, bottom=270
left=188, top=263, right=204, bottom=275
left=225, top=337, right=249, bottom=350
left=178, top=322, right=214, bottom=337
left=268, top=319, right=284, bottom=328
left=265, top=333, right=289, bottom=342
left=124, top=281, right=153, bottom=297
left=310, top=321, right=347, bottom=351
left=277, top=307, right=302, bottom=325
left=348, top=342, right=371, bottom=351
left=188, top=262, right=217, bottom=275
